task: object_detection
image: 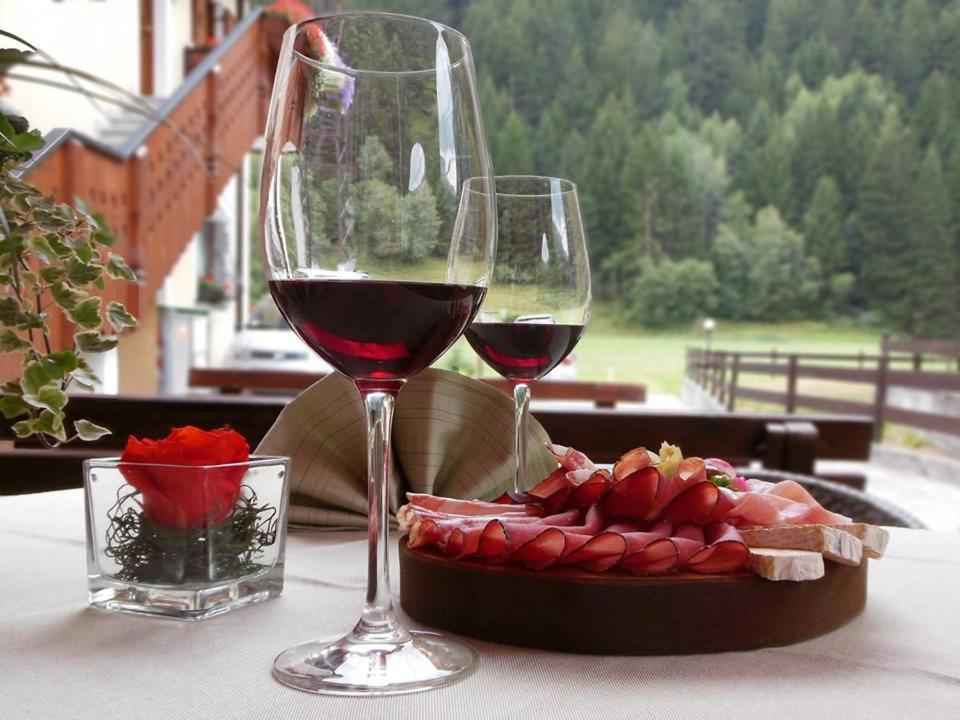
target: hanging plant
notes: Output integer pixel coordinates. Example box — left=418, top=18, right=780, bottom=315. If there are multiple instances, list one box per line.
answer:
left=0, top=112, right=138, bottom=446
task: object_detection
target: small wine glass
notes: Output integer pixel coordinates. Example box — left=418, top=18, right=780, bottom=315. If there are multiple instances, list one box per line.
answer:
left=260, top=13, right=496, bottom=695
left=465, top=175, right=591, bottom=493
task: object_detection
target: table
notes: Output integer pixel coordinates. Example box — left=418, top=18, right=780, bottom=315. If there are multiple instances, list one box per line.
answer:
left=2, top=490, right=958, bottom=719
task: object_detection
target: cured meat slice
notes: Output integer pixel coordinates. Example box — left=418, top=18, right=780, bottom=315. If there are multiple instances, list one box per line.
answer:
left=511, top=527, right=567, bottom=569
left=619, top=538, right=680, bottom=574
left=527, top=468, right=570, bottom=500
left=686, top=522, right=749, bottom=574
left=677, top=457, right=707, bottom=487
left=547, top=443, right=596, bottom=472
left=612, top=447, right=655, bottom=481
left=558, top=530, right=626, bottom=570
left=728, top=479, right=850, bottom=526
left=564, top=470, right=613, bottom=509
left=407, top=493, right=536, bottom=517
left=601, top=466, right=660, bottom=519
left=662, top=481, right=735, bottom=524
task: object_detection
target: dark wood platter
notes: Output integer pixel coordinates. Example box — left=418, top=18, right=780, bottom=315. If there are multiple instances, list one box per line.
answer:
left=399, top=538, right=868, bottom=655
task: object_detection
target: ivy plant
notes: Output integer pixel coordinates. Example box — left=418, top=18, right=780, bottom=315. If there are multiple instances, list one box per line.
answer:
left=0, top=112, right=138, bottom=445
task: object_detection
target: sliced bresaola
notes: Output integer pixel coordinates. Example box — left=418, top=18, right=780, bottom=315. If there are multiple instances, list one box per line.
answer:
left=661, top=481, right=735, bottom=524
left=686, top=522, right=750, bottom=574
left=563, top=470, right=613, bottom=509
left=601, top=466, right=660, bottom=519
left=557, top=531, right=627, bottom=571
left=618, top=520, right=700, bottom=575
left=612, top=447, right=657, bottom=481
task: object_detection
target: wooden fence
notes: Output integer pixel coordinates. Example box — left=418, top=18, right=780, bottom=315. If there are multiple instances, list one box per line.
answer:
left=686, top=346, right=960, bottom=440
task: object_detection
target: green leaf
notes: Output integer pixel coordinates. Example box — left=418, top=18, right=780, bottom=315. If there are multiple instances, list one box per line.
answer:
left=0, top=394, right=30, bottom=419
left=51, top=282, right=87, bottom=310
left=11, top=419, right=34, bottom=438
left=0, top=296, right=28, bottom=326
left=31, top=409, right=67, bottom=442
left=17, top=312, right=47, bottom=331
left=105, top=253, right=138, bottom=282
left=39, top=350, right=79, bottom=379
left=64, top=257, right=102, bottom=286
left=106, top=301, right=137, bottom=331
left=0, top=328, right=30, bottom=353
left=20, top=359, right=53, bottom=395
left=23, top=384, right=67, bottom=414
left=40, top=266, right=65, bottom=284
left=26, top=235, right=58, bottom=263
left=93, top=228, right=116, bottom=248
left=71, top=357, right=101, bottom=388
left=74, top=419, right=111, bottom=441
left=0, top=113, right=44, bottom=156
left=74, top=330, right=117, bottom=353
left=0, top=233, right=25, bottom=258
left=74, top=242, right=94, bottom=264
left=67, top=296, right=102, bottom=330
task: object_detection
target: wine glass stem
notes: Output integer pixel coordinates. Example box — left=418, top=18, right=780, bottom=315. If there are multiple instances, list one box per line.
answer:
left=358, top=388, right=407, bottom=642
left=513, top=382, right=531, bottom=494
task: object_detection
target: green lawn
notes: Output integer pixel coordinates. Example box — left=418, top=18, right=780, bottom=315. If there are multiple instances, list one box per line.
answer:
left=436, top=303, right=885, bottom=395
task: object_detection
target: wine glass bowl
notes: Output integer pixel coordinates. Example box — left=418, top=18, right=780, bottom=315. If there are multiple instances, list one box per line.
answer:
left=465, top=175, right=591, bottom=492
left=260, top=13, right=495, bottom=695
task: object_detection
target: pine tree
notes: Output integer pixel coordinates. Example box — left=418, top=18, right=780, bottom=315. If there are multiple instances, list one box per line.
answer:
left=803, top=176, right=847, bottom=277
left=909, top=146, right=958, bottom=336
left=857, top=110, right=919, bottom=330
left=494, top=110, right=533, bottom=175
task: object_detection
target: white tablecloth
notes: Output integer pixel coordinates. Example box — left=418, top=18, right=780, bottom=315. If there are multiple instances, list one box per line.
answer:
left=1, top=490, right=958, bottom=719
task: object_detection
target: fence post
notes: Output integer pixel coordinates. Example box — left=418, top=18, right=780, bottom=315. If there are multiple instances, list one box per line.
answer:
left=718, top=352, right=728, bottom=404
left=727, top=353, right=740, bottom=411
left=873, top=354, right=889, bottom=441
left=785, top=354, right=798, bottom=414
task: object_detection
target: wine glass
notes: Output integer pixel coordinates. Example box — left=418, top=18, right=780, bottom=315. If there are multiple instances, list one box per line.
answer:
left=260, top=13, right=496, bottom=695
left=464, top=176, right=591, bottom=493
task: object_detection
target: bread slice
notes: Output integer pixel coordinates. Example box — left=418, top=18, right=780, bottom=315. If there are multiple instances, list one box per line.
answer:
left=832, top=523, right=889, bottom=558
left=748, top=548, right=825, bottom=581
left=739, top=525, right=862, bottom=566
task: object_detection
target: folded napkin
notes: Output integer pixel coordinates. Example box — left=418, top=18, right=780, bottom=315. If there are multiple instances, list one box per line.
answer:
left=256, top=369, right=557, bottom=528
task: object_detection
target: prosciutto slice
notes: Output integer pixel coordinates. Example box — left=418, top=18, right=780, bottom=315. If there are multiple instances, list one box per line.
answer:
left=398, top=444, right=850, bottom=576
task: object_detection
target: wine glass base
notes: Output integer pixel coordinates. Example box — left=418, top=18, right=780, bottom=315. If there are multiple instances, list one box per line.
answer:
left=272, top=630, right=479, bottom=696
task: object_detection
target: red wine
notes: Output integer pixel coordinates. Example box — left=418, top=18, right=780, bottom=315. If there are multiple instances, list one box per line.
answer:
left=465, top=322, right=584, bottom=381
left=269, top=278, right=485, bottom=386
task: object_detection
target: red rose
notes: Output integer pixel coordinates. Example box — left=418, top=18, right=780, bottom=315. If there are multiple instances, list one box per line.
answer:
left=120, top=426, right=251, bottom=530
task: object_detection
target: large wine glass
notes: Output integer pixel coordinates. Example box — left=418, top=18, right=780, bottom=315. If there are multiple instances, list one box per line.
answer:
left=260, top=13, right=496, bottom=695
left=464, top=176, right=591, bottom=493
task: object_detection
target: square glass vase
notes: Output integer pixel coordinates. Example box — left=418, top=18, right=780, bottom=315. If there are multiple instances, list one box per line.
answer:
left=84, top=455, right=290, bottom=620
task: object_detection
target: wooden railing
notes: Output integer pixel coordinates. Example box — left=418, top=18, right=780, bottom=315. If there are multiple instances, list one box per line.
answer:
left=1, top=395, right=873, bottom=493
left=0, top=9, right=281, bottom=381
left=187, top=367, right=647, bottom=408
left=687, top=347, right=960, bottom=440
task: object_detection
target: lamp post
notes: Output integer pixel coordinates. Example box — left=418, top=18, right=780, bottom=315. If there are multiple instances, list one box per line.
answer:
left=703, top=317, right=716, bottom=354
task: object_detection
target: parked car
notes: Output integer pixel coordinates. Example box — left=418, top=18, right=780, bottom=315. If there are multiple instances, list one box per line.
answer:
left=228, top=296, right=331, bottom=373
left=542, top=353, right=578, bottom=381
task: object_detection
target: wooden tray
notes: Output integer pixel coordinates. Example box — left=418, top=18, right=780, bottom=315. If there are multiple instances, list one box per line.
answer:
left=399, top=538, right=868, bottom=655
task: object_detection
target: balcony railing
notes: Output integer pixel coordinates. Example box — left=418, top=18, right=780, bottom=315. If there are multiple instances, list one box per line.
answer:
left=2, top=8, right=279, bottom=382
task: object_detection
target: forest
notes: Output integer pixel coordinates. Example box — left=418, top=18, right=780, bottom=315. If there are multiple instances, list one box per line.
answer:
left=336, top=0, right=960, bottom=337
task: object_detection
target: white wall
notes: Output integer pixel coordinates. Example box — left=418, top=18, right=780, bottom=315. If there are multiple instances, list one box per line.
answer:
left=0, top=0, right=141, bottom=136
left=154, top=0, right=194, bottom=95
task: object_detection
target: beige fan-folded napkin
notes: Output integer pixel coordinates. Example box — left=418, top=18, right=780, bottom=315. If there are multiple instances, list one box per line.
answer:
left=256, top=368, right=557, bottom=528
